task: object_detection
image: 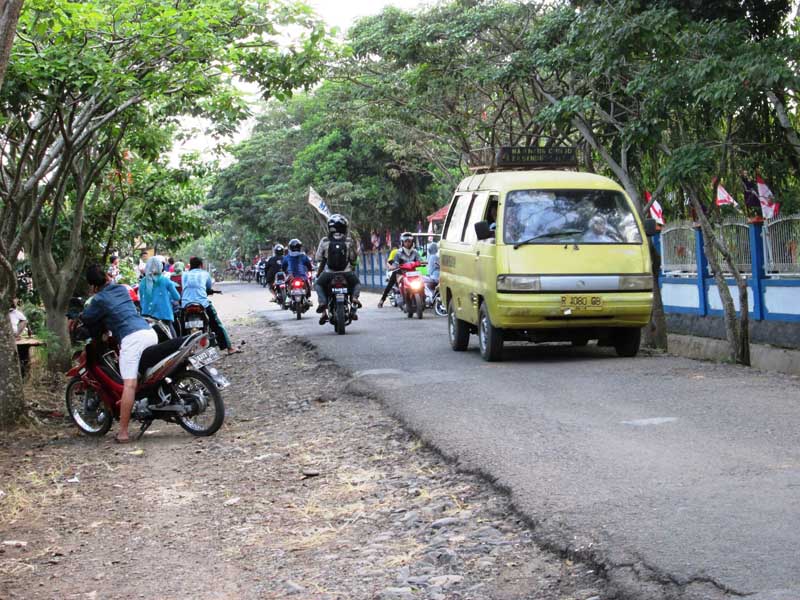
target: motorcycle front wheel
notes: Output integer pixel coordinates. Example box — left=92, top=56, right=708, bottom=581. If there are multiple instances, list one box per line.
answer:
left=406, top=293, right=414, bottom=318
left=416, top=291, right=424, bottom=319
left=434, top=293, right=447, bottom=317
left=173, top=370, right=225, bottom=436
left=65, top=377, right=113, bottom=436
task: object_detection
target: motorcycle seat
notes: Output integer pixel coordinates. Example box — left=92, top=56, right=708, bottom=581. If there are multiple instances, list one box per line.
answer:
left=139, top=336, right=188, bottom=374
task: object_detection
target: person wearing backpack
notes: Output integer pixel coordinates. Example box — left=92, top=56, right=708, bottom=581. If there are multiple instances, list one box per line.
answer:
left=314, top=214, right=362, bottom=325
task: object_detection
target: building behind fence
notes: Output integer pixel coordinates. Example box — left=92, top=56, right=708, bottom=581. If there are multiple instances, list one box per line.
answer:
left=658, top=214, right=800, bottom=322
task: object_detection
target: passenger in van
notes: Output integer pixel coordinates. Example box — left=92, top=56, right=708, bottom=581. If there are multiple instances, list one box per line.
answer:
left=582, top=215, right=616, bottom=243
left=487, top=204, right=498, bottom=232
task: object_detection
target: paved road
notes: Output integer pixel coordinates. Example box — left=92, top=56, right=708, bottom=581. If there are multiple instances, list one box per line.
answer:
left=217, top=283, right=800, bottom=599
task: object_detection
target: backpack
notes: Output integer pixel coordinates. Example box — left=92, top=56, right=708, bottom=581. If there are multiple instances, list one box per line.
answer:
left=327, top=239, right=349, bottom=271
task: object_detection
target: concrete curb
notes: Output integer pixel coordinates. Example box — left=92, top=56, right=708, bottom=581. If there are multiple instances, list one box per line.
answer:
left=668, top=333, right=800, bottom=377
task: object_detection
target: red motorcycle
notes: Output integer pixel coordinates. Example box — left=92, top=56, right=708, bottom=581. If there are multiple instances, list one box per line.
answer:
left=287, top=272, right=313, bottom=320
left=396, top=261, right=427, bottom=319
left=65, top=325, right=225, bottom=439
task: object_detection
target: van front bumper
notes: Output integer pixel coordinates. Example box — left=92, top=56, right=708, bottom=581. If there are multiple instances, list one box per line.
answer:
left=492, top=291, right=653, bottom=329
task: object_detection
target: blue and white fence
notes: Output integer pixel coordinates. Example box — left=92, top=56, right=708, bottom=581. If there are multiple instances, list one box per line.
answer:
left=658, top=214, right=800, bottom=322
left=356, top=250, right=390, bottom=290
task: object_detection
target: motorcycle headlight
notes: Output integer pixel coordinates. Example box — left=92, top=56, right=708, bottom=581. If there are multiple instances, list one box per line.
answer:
left=409, top=279, right=423, bottom=290
left=619, top=275, right=653, bottom=291
left=496, top=275, right=541, bottom=292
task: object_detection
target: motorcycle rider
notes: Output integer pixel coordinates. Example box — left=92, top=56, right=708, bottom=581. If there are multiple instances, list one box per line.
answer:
left=426, top=241, right=440, bottom=288
left=81, top=264, right=158, bottom=444
left=182, top=256, right=239, bottom=355
left=377, top=232, right=421, bottom=308
left=265, top=244, right=285, bottom=302
left=282, top=239, right=313, bottom=296
left=314, top=214, right=362, bottom=325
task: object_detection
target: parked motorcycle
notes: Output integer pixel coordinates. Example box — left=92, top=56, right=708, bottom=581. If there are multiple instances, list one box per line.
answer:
left=288, top=274, right=312, bottom=320
left=65, top=324, right=226, bottom=440
left=324, top=273, right=353, bottom=335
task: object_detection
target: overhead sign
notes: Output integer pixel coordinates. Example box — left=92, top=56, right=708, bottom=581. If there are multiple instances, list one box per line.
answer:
left=495, top=146, right=577, bottom=168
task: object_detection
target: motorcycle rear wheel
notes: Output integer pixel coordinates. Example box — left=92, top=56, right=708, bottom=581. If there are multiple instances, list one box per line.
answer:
left=335, top=302, right=346, bottom=335
left=434, top=293, right=447, bottom=317
left=173, top=370, right=225, bottom=436
left=65, top=377, right=113, bottom=436
left=296, top=305, right=302, bottom=320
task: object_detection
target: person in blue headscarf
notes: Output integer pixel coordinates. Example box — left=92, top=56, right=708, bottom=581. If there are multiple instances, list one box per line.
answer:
left=139, top=256, right=180, bottom=336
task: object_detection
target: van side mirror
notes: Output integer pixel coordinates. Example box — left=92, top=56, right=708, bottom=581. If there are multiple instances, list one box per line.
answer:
left=643, top=218, right=658, bottom=237
left=475, top=220, right=493, bottom=241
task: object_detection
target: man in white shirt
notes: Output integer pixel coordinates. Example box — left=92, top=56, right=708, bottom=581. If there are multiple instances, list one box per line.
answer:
left=8, top=299, right=27, bottom=339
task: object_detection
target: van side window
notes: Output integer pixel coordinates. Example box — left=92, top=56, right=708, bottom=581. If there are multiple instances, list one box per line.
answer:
left=486, top=196, right=499, bottom=231
left=463, top=192, right=488, bottom=244
left=443, top=194, right=472, bottom=243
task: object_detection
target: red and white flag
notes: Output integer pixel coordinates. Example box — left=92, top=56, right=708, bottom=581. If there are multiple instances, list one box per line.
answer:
left=645, top=191, right=664, bottom=225
left=714, top=182, right=740, bottom=210
left=757, top=175, right=779, bottom=219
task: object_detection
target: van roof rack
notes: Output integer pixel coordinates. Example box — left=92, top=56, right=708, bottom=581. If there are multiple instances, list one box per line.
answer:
left=466, top=145, right=580, bottom=172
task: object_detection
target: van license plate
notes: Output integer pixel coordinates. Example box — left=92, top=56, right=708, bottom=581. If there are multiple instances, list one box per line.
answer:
left=560, top=295, right=603, bottom=311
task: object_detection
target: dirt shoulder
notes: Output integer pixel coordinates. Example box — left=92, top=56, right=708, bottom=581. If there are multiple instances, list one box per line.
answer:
left=1, top=317, right=606, bottom=600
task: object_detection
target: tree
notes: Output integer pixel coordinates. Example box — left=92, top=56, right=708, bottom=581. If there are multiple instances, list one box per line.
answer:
left=0, top=0, right=327, bottom=426
left=0, top=0, right=22, bottom=90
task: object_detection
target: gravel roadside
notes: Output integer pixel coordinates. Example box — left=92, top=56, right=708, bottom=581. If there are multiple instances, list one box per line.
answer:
left=0, top=315, right=607, bottom=599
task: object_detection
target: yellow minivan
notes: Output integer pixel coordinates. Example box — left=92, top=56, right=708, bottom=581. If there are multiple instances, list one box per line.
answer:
left=439, top=168, right=655, bottom=361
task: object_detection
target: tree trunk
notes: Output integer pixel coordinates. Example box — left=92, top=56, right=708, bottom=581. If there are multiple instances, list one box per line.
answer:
left=43, top=296, right=71, bottom=371
left=0, top=0, right=23, bottom=92
left=0, top=301, right=25, bottom=429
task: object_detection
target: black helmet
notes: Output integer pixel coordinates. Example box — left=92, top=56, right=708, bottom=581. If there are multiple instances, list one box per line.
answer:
left=273, top=244, right=285, bottom=257
left=400, top=231, right=414, bottom=246
left=288, top=238, right=302, bottom=252
left=328, top=214, right=348, bottom=237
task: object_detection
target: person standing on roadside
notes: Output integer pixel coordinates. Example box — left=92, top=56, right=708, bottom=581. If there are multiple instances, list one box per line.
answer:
left=182, top=256, right=240, bottom=355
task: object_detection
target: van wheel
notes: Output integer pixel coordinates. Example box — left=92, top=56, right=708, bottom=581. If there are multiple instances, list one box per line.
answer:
left=448, top=299, right=469, bottom=351
left=614, top=329, right=641, bottom=357
left=478, top=303, right=504, bottom=362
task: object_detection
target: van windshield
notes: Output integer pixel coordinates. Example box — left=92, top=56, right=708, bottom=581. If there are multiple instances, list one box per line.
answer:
left=503, top=189, right=643, bottom=246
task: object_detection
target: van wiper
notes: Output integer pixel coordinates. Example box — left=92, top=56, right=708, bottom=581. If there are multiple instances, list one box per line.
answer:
left=513, top=229, right=583, bottom=249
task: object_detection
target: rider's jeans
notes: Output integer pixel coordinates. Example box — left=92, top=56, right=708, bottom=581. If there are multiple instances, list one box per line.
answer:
left=315, top=271, right=361, bottom=307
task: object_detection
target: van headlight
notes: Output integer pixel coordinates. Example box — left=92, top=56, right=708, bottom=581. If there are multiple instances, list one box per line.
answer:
left=497, top=275, right=541, bottom=292
left=619, top=275, right=653, bottom=291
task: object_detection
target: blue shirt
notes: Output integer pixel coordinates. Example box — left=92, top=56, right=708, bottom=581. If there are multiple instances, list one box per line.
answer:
left=181, top=269, right=213, bottom=307
left=82, top=284, right=150, bottom=341
left=139, top=274, right=180, bottom=321
left=282, top=252, right=313, bottom=277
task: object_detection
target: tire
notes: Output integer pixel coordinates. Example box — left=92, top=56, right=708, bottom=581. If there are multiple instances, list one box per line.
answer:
left=416, top=291, right=424, bottom=319
left=447, top=298, right=470, bottom=351
left=614, top=328, right=641, bottom=357
left=65, top=377, right=112, bottom=436
left=296, top=306, right=302, bottom=320
left=335, top=302, right=346, bottom=335
left=173, top=370, right=225, bottom=436
left=406, top=293, right=414, bottom=318
left=434, top=294, right=447, bottom=317
left=572, top=337, right=589, bottom=347
left=478, top=302, right=504, bottom=362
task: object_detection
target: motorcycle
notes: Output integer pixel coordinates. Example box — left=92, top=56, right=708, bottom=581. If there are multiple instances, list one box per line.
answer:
left=324, top=273, right=353, bottom=335
left=273, top=271, right=288, bottom=309
left=257, top=260, right=267, bottom=287
left=396, top=261, right=426, bottom=319
left=65, top=324, right=226, bottom=440
left=287, top=274, right=312, bottom=320
left=432, top=284, right=446, bottom=317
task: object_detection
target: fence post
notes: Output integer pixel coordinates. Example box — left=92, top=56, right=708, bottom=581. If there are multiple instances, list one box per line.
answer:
left=653, top=230, right=662, bottom=284
left=748, top=222, right=765, bottom=320
left=695, top=227, right=708, bottom=316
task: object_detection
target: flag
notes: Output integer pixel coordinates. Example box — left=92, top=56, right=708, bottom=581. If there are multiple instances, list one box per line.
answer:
left=714, top=181, right=740, bottom=210
left=307, top=187, right=331, bottom=218
left=756, top=175, right=779, bottom=219
left=645, top=191, right=664, bottom=225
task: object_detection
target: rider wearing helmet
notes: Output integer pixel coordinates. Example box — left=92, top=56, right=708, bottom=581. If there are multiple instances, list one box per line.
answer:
left=282, top=239, right=313, bottom=295
left=265, top=244, right=285, bottom=302
left=314, top=214, right=362, bottom=325
left=377, top=232, right=421, bottom=308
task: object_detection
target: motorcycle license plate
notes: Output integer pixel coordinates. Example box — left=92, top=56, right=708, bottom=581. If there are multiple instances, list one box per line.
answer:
left=189, top=346, right=221, bottom=368
left=186, top=319, right=204, bottom=329
left=332, top=287, right=348, bottom=294
left=560, top=295, right=603, bottom=312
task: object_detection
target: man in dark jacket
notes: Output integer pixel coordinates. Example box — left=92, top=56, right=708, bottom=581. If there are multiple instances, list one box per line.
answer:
left=265, top=244, right=285, bottom=302
left=81, top=264, right=158, bottom=443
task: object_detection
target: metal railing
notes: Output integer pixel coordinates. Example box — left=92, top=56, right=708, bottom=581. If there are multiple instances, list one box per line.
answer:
left=711, top=217, right=751, bottom=274
left=763, top=214, right=800, bottom=274
left=660, top=220, right=697, bottom=273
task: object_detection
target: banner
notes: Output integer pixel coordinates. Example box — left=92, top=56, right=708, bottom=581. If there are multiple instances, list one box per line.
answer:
left=756, top=175, right=779, bottom=219
left=714, top=182, right=740, bottom=210
left=307, top=187, right=331, bottom=218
